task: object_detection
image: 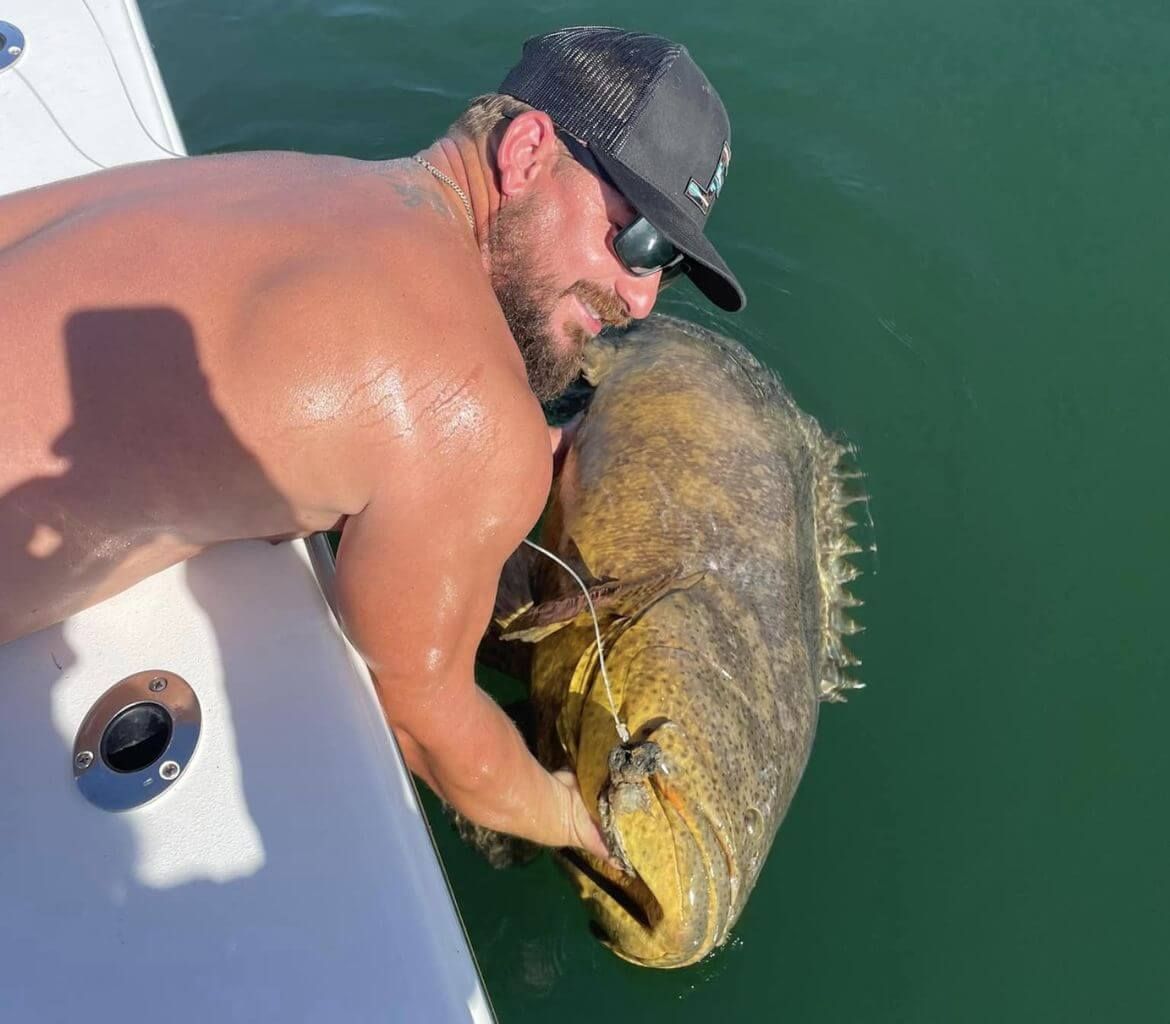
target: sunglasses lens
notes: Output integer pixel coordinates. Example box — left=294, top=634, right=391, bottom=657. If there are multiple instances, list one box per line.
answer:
left=615, top=217, right=682, bottom=276
left=553, top=129, right=686, bottom=282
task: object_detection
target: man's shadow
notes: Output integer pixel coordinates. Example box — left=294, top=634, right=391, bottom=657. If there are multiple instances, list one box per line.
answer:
left=0, top=307, right=295, bottom=642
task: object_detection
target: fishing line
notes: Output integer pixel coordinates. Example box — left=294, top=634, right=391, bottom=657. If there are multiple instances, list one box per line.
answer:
left=14, top=70, right=107, bottom=169
left=77, top=0, right=186, bottom=159
left=12, top=0, right=187, bottom=172
left=521, top=538, right=630, bottom=744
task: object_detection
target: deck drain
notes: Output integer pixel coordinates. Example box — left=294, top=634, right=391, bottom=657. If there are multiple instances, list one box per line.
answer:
left=0, top=22, right=26, bottom=73
left=101, top=703, right=174, bottom=773
left=73, top=670, right=201, bottom=811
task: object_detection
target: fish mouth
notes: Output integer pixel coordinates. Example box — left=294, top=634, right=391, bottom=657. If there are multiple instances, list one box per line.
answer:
left=559, top=738, right=736, bottom=969
left=559, top=847, right=663, bottom=933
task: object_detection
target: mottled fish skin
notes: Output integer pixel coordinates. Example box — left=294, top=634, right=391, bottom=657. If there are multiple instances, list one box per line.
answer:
left=501, top=314, right=864, bottom=968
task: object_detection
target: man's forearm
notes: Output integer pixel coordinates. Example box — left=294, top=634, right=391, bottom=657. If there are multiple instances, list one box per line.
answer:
left=370, top=663, right=558, bottom=838
left=404, top=687, right=565, bottom=845
left=375, top=672, right=610, bottom=861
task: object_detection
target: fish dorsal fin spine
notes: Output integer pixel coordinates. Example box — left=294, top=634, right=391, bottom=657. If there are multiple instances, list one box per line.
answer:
left=803, top=429, right=870, bottom=703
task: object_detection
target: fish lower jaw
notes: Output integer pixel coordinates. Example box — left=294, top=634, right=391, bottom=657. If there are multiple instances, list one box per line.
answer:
left=575, top=785, right=727, bottom=968
left=560, top=848, right=664, bottom=933
left=563, top=854, right=713, bottom=969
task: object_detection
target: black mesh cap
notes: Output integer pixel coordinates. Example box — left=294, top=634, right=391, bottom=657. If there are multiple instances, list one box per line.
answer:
left=499, top=26, right=745, bottom=312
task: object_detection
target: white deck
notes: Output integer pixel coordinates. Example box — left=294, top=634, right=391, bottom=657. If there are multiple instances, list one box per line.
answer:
left=0, top=3, right=492, bottom=1020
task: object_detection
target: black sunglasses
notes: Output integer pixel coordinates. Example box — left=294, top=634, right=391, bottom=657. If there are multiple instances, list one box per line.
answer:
left=554, top=129, right=687, bottom=283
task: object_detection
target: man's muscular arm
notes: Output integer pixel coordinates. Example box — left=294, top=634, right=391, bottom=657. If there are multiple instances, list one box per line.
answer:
left=332, top=386, right=607, bottom=859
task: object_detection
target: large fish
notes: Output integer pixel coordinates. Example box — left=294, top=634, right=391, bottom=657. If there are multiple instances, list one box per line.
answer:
left=485, top=314, right=866, bottom=968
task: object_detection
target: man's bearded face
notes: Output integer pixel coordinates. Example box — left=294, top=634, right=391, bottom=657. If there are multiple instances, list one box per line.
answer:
left=489, top=193, right=629, bottom=402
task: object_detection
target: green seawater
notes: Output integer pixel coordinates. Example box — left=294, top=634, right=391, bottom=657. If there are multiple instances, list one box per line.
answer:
left=141, top=1, right=1169, bottom=1019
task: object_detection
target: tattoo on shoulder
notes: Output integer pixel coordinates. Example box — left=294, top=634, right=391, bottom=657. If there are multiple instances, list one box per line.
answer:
left=391, top=180, right=455, bottom=223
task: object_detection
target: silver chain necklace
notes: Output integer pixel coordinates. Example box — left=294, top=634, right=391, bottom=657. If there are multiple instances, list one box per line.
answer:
left=412, top=155, right=474, bottom=232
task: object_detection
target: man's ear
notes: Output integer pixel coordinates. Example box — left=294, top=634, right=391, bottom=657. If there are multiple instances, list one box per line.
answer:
left=496, top=111, right=559, bottom=198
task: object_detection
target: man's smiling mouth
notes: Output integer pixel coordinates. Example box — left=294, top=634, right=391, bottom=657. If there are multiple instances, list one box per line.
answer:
left=568, top=283, right=631, bottom=337
left=577, top=295, right=604, bottom=334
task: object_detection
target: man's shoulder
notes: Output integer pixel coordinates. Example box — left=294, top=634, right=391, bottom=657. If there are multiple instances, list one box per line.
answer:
left=308, top=240, right=547, bottom=482
left=245, top=190, right=509, bottom=369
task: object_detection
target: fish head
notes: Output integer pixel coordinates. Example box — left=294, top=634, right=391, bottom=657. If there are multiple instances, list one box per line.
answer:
left=557, top=642, right=763, bottom=969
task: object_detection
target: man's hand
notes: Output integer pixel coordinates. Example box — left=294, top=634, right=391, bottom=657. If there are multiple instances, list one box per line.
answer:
left=390, top=688, right=616, bottom=863
left=447, top=766, right=617, bottom=870
left=549, top=768, right=612, bottom=863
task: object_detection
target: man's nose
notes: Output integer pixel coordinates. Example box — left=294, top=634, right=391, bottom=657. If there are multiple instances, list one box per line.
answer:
left=614, top=270, right=660, bottom=320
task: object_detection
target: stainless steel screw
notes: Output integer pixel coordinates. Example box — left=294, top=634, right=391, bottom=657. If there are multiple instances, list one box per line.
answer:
left=75, top=750, right=94, bottom=771
left=159, top=760, right=180, bottom=781
left=149, top=677, right=167, bottom=692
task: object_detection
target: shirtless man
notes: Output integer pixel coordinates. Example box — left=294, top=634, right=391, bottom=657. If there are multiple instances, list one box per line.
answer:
left=0, top=28, right=743, bottom=859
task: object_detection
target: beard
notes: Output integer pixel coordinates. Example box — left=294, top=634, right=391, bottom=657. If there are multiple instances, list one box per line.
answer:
left=490, top=195, right=629, bottom=402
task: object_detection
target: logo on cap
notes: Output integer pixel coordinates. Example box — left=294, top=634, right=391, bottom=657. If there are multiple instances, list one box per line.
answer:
left=685, top=142, right=731, bottom=215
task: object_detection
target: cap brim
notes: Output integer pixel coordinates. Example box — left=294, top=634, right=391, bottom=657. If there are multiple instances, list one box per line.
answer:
left=591, top=150, right=746, bottom=312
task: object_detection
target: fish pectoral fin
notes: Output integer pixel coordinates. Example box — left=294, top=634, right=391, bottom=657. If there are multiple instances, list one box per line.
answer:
left=491, top=542, right=539, bottom=631
left=601, top=568, right=707, bottom=616
left=499, top=567, right=707, bottom=643
left=498, top=592, right=597, bottom=642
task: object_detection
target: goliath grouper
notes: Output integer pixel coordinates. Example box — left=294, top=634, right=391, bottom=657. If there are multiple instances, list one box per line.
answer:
left=485, top=314, right=866, bottom=968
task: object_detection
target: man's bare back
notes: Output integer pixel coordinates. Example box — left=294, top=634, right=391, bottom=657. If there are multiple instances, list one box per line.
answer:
left=0, top=142, right=603, bottom=859
left=0, top=150, right=547, bottom=644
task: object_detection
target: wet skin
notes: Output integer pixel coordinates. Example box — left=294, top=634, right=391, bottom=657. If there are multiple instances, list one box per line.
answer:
left=0, top=114, right=662, bottom=856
